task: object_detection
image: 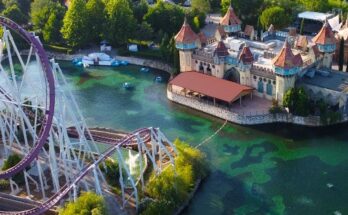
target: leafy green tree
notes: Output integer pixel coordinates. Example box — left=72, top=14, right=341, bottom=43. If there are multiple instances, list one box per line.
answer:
left=135, top=21, right=154, bottom=41
left=299, top=0, right=329, bottom=12
left=191, top=0, right=211, bottom=14
left=283, top=87, right=310, bottom=116
left=144, top=1, right=184, bottom=37
left=2, top=3, right=26, bottom=24
left=99, top=159, right=120, bottom=187
left=339, top=37, right=345, bottom=71
left=188, top=8, right=206, bottom=32
left=133, top=0, right=149, bottom=23
left=260, top=6, right=291, bottom=30
left=86, top=0, right=107, bottom=43
left=58, top=192, right=106, bottom=215
left=42, top=4, right=65, bottom=43
left=105, top=0, right=137, bottom=46
left=31, top=0, right=54, bottom=30
left=61, top=0, right=89, bottom=48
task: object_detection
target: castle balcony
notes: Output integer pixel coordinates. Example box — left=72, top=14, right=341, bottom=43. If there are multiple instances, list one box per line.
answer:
left=193, top=50, right=215, bottom=64
left=250, top=65, right=276, bottom=79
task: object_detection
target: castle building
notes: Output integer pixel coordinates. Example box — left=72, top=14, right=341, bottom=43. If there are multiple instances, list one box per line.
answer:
left=170, top=6, right=348, bottom=115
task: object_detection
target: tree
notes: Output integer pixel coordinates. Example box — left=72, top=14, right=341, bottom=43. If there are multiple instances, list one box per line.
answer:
left=31, top=0, right=54, bottom=30
left=221, top=0, right=264, bottom=26
left=58, top=192, right=107, bottom=215
left=134, top=21, right=154, bottom=41
left=2, top=3, right=26, bottom=25
left=299, top=0, right=329, bottom=12
left=86, top=0, right=107, bottom=43
left=187, top=8, right=206, bottom=32
left=191, top=0, right=211, bottom=14
left=283, top=87, right=310, bottom=116
left=133, top=0, right=149, bottom=23
left=61, top=0, right=89, bottom=48
left=105, top=0, right=137, bottom=46
left=339, top=37, right=345, bottom=71
left=144, top=1, right=184, bottom=37
left=42, top=4, right=66, bottom=43
left=260, top=6, right=291, bottom=30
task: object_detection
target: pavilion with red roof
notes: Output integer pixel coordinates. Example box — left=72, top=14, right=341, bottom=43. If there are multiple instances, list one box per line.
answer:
left=168, top=71, right=254, bottom=106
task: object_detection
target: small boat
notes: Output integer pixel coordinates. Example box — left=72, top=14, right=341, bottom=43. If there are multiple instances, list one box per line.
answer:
left=123, top=82, right=134, bottom=90
left=154, top=76, right=163, bottom=83
left=75, top=61, right=83, bottom=67
left=120, top=60, right=129, bottom=66
left=82, top=53, right=118, bottom=67
left=72, top=58, right=82, bottom=64
left=140, top=67, right=150, bottom=72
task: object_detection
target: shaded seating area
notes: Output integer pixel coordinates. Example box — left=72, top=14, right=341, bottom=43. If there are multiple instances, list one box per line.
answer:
left=168, top=71, right=254, bottom=108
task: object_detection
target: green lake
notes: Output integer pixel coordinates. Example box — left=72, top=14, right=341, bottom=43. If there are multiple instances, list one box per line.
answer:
left=59, top=61, right=348, bottom=215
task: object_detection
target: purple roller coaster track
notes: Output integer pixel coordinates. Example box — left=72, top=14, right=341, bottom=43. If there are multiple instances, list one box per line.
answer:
left=0, top=17, right=175, bottom=215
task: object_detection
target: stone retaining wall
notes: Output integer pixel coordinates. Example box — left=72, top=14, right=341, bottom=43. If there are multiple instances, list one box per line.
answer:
left=167, top=90, right=348, bottom=127
left=28, top=50, right=175, bottom=75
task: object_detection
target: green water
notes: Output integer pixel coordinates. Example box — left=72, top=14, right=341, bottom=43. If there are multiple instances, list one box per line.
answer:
left=59, top=61, right=348, bottom=215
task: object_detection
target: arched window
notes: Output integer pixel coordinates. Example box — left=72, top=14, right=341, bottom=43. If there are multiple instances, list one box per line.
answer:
left=258, top=80, right=264, bottom=93
left=266, top=82, right=272, bottom=95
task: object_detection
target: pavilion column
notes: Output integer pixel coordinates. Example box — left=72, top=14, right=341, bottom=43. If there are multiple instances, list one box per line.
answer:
left=213, top=98, right=216, bottom=106
left=239, top=96, right=242, bottom=107
left=250, top=92, right=253, bottom=100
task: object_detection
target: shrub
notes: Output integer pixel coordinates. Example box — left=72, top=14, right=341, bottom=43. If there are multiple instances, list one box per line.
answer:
left=141, top=139, right=208, bottom=214
left=2, top=154, right=24, bottom=185
left=0, top=179, right=10, bottom=190
left=99, top=159, right=120, bottom=187
left=58, top=192, right=106, bottom=215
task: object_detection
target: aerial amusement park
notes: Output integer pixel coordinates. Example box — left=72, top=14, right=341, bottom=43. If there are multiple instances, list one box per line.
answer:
left=0, top=16, right=197, bottom=215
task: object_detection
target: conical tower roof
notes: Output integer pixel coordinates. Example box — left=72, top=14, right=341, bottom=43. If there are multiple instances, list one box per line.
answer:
left=220, top=4, right=241, bottom=26
left=273, top=41, right=302, bottom=69
left=214, top=40, right=229, bottom=57
left=312, top=20, right=336, bottom=45
left=239, top=44, right=254, bottom=64
left=174, top=18, right=199, bottom=44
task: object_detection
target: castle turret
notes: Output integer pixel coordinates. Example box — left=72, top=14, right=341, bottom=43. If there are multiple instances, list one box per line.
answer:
left=312, top=20, right=336, bottom=69
left=213, top=40, right=229, bottom=78
left=174, top=18, right=200, bottom=72
left=273, top=41, right=303, bottom=102
left=220, top=4, right=241, bottom=35
left=238, top=44, right=254, bottom=86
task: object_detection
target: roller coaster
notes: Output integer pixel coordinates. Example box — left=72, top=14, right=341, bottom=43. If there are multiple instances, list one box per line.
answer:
left=0, top=17, right=176, bottom=214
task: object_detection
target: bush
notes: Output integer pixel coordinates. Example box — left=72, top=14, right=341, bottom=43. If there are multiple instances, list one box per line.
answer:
left=269, top=99, right=284, bottom=114
left=99, top=159, right=120, bottom=187
left=58, top=192, right=106, bottom=215
left=0, top=179, right=10, bottom=190
left=141, top=139, right=208, bottom=214
left=2, top=154, right=24, bottom=185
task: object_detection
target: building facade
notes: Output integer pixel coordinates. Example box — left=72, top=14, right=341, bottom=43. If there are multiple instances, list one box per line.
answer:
left=173, top=6, right=348, bottom=112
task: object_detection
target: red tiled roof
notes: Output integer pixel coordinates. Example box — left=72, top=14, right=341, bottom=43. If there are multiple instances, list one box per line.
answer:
left=198, top=32, right=207, bottom=44
left=220, top=5, right=241, bottom=26
left=216, top=25, right=226, bottom=37
left=239, top=45, right=254, bottom=64
left=214, top=41, right=229, bottom=57
left=295, top=35, right=308, bottom=48
left=312, top=21, right=336, bottom=45
left=169, top=72, right=253, bottom=103
left=311, top=44, right=321, bottom=58
left=273, top=41, right=303, bottom=69
left=175, top=19, right=199, bottom=43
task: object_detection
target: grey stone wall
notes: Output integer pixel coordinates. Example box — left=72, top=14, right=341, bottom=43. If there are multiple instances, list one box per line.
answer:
left=167, top=90, right=347, bottom=126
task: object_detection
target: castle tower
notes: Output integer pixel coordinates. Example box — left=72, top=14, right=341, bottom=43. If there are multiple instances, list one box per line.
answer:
left=273, top=41, right=303, bottom=102
left=174, top=18, right=200, bottom=72
left=219, top=4, right=241, bottom=35
left=312, top=20, right=337, bottom=69
left=213, top=40, right=229, bottom=78
left=238, top=44, right=254, bottom=86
